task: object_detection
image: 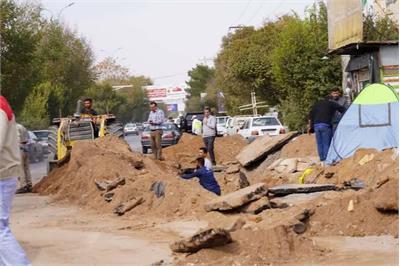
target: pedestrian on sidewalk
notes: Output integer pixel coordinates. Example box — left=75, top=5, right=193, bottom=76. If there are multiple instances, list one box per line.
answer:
left=16, top=123, right=32, bottom=193
left=0, top=96, right=31, bottom=265
left=202, top=107, right=217, bottom=165
left=308, top=95, right=346, bottom=164
left=147, top=101, right=165, bottom=160
left=180, top=157, right=221, bottom=196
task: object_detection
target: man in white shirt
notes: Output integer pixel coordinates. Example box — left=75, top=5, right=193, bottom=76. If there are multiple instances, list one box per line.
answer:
left=199, top=147, right=213, bottom=170
left=202, top=107, right=217, bottom=165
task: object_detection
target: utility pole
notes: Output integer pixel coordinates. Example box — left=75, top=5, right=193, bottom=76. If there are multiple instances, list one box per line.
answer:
left=239, top=91, right=268, bottom=116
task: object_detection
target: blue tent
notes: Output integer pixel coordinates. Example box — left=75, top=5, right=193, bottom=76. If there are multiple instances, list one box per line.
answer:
left=326, top=83, right=399, bottom=165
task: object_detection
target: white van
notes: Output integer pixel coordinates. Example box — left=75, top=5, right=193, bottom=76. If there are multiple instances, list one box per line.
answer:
left=225, top=115, right=254, bottom=136
left=216, top=116, right=230, bottom=136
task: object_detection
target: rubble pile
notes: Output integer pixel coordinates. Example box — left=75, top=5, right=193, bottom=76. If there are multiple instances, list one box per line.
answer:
left=34, top=133, right=398, bottom=265
left=163, top=133, right=247, bottom=168
left=34, top=136, right=216, bottom=217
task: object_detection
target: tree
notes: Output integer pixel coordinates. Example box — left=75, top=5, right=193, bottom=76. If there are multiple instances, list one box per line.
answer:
left=85, top=83, right=125, bottom=114
left=185, top=64, right=215, bottom=111
left=94, top=57, right=130, bottom=85
left=363, top=11, right=399, bottom=41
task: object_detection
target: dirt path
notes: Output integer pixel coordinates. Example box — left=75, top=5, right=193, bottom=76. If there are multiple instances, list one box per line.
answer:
left=11, top=194, right=173, bottom=265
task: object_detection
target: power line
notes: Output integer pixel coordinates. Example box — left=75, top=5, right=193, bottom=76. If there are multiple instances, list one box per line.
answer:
left=232, top=0, right=253, bottom=25
left=246, top=1, right=265, bottom=24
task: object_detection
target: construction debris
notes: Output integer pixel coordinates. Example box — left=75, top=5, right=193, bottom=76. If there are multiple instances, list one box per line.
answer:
left=240, top=197, right=271, bottom=214
left=236, top=132, right=299, bottom=168
left=268, top=183, right=336, bottom=196
left=95, top=177, right=126, bottom=192
left=225, top=165, right=240, bottom=174
left=114, top=197, right=145, bottom=216
left=170, top=228, right=232, bottom=253
left=204, top=183, right=268, bottom=212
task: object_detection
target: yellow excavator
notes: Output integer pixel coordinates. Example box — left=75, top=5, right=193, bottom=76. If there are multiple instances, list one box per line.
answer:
left=47, top=100, right=123, bottom=173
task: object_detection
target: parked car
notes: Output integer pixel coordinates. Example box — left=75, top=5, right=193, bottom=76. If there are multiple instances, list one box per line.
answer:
left=216, top=116, right=231, bottom=136
left=238, top=116, right=286, bottom=139
left=136, top=123, right=144, bottom=132
left=27, top=131, right=44, bottom=163
left=225, top=115, right=254, bottom=136
left=181, top=112, right=204, bottom=133
left=140, top=122, right=181, bottom=154
left=32, top=130, right=50, bottom=154
left=124, top=123, right=139, bottom=135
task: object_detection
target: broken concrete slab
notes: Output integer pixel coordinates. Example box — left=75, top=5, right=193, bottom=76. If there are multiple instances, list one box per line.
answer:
left=270, top=192, right=324, bottom=208
left=95, top=177, right=125, bottom=192
left=236, top=132, right=299, bottom=168
left=204, top=183, right=268, bottom=212
left=240, top=197, right=271, bottom=214
left=269, top=183, right=336, bottom=196
left=170, top=228, right=232, bottom=253
left=114, top=197, right=144, bottom=216
left=226, top=165, right=240, bottom=174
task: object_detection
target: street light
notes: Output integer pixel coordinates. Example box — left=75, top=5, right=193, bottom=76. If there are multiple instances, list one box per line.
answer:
left=58, top=2, right=75, bottom=19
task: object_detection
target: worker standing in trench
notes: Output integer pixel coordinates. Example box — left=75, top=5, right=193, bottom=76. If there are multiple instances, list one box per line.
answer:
left=0, top=96, right=30, bottom=265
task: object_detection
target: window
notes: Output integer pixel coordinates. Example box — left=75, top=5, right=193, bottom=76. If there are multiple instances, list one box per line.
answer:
left=252, top=117, right=280, bottom=127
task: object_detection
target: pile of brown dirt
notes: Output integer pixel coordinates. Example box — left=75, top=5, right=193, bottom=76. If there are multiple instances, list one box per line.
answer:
left=34, top=136, right=216, bottom=218
left=310, top=148, right=398, bottom=187
left=163, top=133, right=247, bottom=167
left=280, top=134, right=318, bottom=158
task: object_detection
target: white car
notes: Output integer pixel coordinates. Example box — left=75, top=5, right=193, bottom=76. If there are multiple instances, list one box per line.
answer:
left=225, top=116, right=254, bottom=136
left=124, top=123, right=138, bottom=135
left=216, top=116, right=230, bottom=136
left=238, top=116, right=286, bottom=139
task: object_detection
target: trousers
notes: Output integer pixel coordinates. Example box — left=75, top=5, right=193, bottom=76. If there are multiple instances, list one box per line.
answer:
left=203, top=136, right=216, bottom=165
left=314, top=124, right=333, bottom=162
left=150, top=129, right=163, bottom=160
left=0, top=177, right=30, bottom=266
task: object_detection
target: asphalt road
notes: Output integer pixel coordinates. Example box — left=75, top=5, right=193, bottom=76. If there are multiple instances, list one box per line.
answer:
left=29, top=135, right=143, bottom=182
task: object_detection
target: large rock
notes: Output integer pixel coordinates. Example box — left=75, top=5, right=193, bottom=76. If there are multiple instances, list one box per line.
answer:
left=270, top=192, right=324, bottom=208
left=236, top=132, right=299, bottom=168
left=204, top=183, right=268, bottom=212
left=170, top=228, right=232, bottom=253
left=269, top=183, right=336, bottom=196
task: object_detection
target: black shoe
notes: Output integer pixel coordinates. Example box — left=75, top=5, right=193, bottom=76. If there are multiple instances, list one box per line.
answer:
left=16, top=186, right=32, bottom=194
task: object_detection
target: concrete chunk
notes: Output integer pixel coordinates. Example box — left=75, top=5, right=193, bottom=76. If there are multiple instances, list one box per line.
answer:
left=240, top=196, right=271, bottom=214
left=269, top=184, right=336, bottom=196
left=170, top=228, right=232, bottom=253
left=204, top=183, right=268, bottom=212
left=236, top=132, right=299, bottom=168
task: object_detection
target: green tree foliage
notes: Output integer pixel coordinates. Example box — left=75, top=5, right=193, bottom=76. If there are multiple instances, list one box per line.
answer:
left=363, top=11, right=399, bottom=41
left=19, top=82, right=51, bottom=129
left=85, top=83, right=125, bottom=114
left=185, top=64, right=215, bottom=112
left=213, top=2, right=342, bottom=130
left=1, top=0, right=95, bottom=128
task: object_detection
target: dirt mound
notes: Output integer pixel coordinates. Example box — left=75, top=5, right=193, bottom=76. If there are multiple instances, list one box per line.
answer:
left=34, top=136, right=216, bottom=217
left=163, top=133, right=247, bottom=167
left=280, top=134, right=318, bottom=158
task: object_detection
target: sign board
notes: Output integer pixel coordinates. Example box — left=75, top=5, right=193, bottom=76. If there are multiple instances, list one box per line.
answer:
left=146, top=88, right=167, bottom=100
left=328, top=0, right=363, bottom=50
left=167, top=104, right=178, bottom=112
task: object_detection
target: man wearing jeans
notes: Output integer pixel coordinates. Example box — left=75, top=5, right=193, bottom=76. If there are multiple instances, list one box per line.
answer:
left=308, top=97, right=346, bottom=164
left=147, top=101, right=165, bottom=160
left=202, top=107, right=217, bottom=165
left=0, top=96, right=30, bottom=265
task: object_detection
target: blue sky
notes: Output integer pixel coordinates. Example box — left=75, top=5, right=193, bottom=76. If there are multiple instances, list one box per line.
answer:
left=42, top=0, right=317, bottom=85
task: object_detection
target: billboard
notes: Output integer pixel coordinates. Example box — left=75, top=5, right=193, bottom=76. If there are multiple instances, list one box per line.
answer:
left=167, top=104, right=178, bottom=112
left=328, top=0, right=363, bottom=50
left=146, top=88, right=167, bottom=100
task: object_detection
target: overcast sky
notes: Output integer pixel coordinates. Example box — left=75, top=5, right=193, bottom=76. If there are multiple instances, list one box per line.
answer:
left=42, top=0, right=317, bottom=85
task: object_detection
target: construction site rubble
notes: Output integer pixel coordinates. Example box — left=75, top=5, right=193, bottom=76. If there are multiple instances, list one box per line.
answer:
left=33, top=133, right=399, bottom=265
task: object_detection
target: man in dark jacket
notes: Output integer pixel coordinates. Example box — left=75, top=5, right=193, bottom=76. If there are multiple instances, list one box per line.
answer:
left=81, top=98, right=98, bottom=116
left=329, top=88, right=349, bottom=132
left=180, top=157, right=221, bottom=195
left=308, top=97, right=346, bottom=163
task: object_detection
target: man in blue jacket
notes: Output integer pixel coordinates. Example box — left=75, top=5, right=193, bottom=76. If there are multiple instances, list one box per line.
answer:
left=180, top=157, right=221, bottom=196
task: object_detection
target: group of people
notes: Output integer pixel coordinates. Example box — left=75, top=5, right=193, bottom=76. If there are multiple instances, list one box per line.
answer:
left=147, top=102, right=221, bottom=195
